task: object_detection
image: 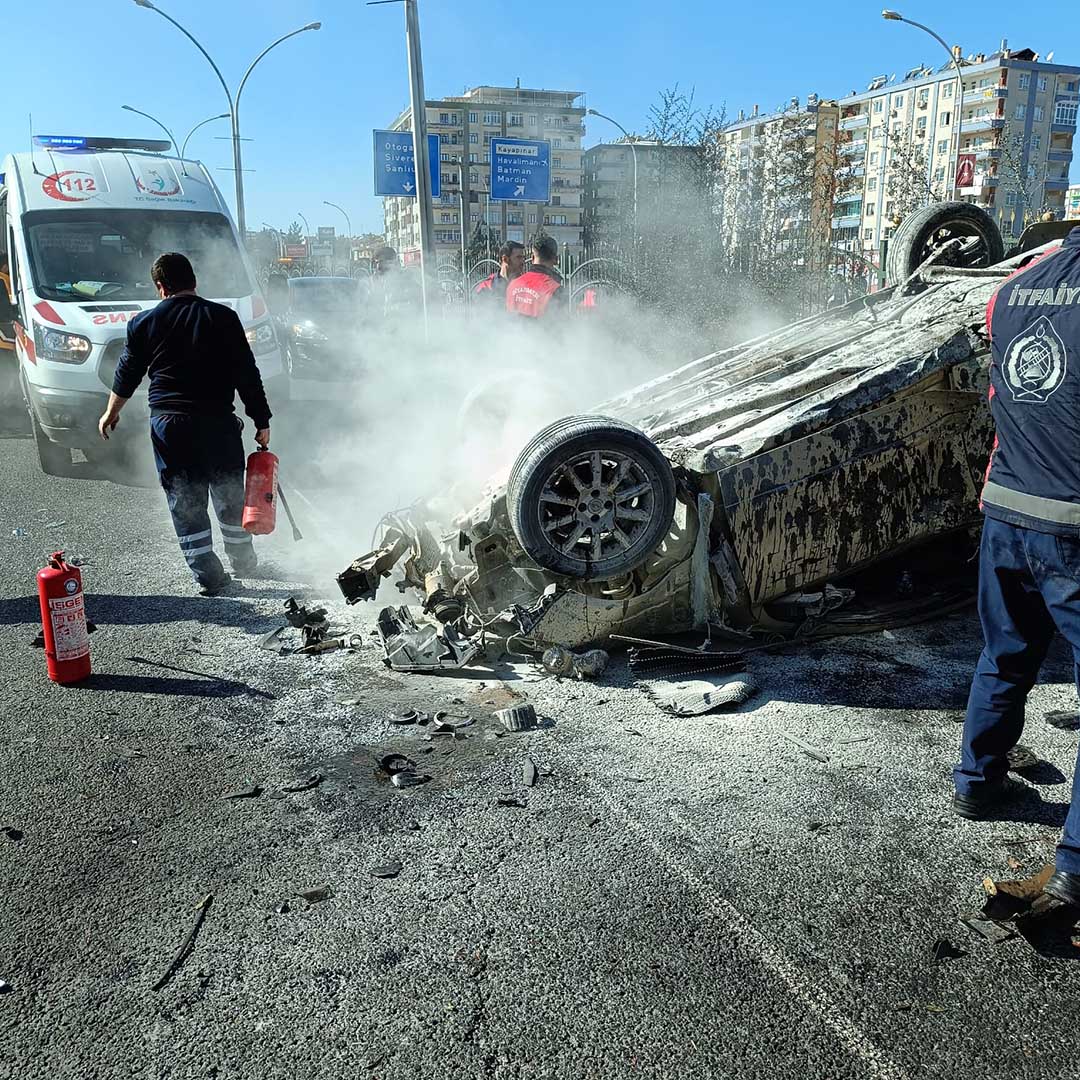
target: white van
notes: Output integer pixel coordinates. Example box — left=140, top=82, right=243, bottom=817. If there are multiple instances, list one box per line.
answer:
left=0, top=135, right=285, bottom=476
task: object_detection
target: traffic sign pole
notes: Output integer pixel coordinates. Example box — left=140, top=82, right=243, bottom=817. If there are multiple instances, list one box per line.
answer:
left=404, top=0, right=434, bottom=331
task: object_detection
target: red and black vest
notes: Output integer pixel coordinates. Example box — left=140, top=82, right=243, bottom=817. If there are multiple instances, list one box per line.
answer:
left=506, top=268, right=562, bottom=318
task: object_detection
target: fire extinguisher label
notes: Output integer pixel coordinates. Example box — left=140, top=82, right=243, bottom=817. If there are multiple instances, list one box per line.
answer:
left=48, top=593, right=90, bottom=661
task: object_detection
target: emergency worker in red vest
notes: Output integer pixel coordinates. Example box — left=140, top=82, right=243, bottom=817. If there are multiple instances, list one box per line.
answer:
left=506, top=236, right=564, bottom=319
left=473, top=241, right=525, bottom=306
left=952, top=227, right=1080, bottom=907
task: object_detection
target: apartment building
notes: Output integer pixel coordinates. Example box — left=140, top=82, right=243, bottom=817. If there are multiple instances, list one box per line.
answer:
left=382, top=85, right=586, bottom=264
left=713, top=97, right=840, bottom=267
left=582, top=140, right=703, bottom=251
left=831, top=45, right=1080, bottom=258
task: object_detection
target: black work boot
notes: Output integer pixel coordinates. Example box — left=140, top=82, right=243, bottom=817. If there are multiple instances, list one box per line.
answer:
left=952, top=777, right=1026, bottom=820
left=198, top=573, right=232, bottom=597
left=1044, top=870, right=1080, bottom=907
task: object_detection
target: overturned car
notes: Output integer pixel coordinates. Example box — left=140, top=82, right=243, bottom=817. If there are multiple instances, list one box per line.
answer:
left=339, top=208, right=1064, bottom=653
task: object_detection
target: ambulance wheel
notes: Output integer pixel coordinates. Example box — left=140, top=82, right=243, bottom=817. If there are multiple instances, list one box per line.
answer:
left=30, top=413, right=76, bottom=478
left=886, top=201, right=1004, bottom=285
left=506, top=415, right=676, bottom=582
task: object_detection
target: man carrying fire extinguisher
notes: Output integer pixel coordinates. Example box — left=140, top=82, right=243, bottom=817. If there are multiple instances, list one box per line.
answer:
left=97, top=252, right=272, bottom=596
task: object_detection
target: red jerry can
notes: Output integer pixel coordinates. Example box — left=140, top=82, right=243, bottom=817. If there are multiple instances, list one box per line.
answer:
left=242, top=447, right=279, bottom=535
left=37, top=551, right=91, bottom=684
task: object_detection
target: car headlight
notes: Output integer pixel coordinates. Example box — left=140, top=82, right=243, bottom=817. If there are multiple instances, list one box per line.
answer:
left=33, top=324, right=92, bottom=364
left=291, top=320, right=328, bottom=344
left=245, top=319, right=278, bottom=355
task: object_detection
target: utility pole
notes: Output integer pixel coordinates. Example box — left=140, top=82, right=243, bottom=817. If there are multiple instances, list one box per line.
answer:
left=459, top=167, right=468, bottom=304
left=404, top=0, right=434, bottom=327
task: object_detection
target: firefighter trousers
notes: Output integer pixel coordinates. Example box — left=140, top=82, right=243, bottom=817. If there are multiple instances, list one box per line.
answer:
left=149, top=413, right=256, bottom=588
left=956, top=515, right=1080, bottom=874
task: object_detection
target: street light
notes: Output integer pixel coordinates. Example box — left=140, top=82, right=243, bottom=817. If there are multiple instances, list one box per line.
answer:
left=297, top=212, right=311, bottom=238
left=323, top=201, right=352, bottom=237
left=588, top=108, right=638, bottom=242
left=262, top=222, right=284, bottom=258
left=881, top=10, right=966, bottom=200
left=133, top=0, right=320, bottom=236
left=181, top=113, right=230, bottom=159
left=120, top=105, right=177, bottom=152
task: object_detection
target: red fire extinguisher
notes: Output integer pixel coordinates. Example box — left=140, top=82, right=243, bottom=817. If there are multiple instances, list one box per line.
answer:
left=37, top=551, right=91, bottom=684
left=242, top=447, right=279, bottom=535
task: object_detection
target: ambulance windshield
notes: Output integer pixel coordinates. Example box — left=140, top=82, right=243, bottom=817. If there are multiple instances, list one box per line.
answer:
left=23, top=210, right=252, bottom=302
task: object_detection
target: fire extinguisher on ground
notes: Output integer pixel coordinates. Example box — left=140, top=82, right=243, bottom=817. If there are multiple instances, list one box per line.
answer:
left=37, top=551, right=91, bottom=684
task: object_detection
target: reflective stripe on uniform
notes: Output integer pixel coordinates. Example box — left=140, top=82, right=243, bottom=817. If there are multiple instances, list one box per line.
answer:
left=222, top=536, right=253, bottom=546
left=183, top=543, right=215, bottom=559
left=217, top=522, right=249, bottom=537
left=982, top=480, right=1080, bottom=526
left=178, top=529, right=212, bottom=544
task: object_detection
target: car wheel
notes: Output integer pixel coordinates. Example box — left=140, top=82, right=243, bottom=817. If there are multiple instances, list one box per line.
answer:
left=886, top=201, right=1004, bottom=285
left=506, top=415, right=677, bottom=581
left=30, top=411, right=76, bottom=478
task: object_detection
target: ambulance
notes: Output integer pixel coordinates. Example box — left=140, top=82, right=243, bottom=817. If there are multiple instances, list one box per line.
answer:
left=0, top=135, right=284, bottom=476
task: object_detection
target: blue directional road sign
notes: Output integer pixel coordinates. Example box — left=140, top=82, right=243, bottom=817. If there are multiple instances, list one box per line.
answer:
left=490, top=138, right=551, bottom=203
left=373, top=129, right=441, bottom=198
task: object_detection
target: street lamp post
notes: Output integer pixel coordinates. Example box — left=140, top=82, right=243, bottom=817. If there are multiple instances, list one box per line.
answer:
left=588, top=109, right=639, bottom=243
left=181, top=113, right=230, bottom=159
left=120, top=105, right=177, bottom=152
left=882, top=10, right=966, bottom=199
left=262, top=222, right=284, bottom=258
left=133, top=0, right=320, bottom=237
left=323, top=201, right=352, bottom=237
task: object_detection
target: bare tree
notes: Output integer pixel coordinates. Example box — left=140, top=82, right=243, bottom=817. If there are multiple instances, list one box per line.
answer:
left=884, top=127, right=943, bottom=224
left=996, top=121, right=1051, bottom=238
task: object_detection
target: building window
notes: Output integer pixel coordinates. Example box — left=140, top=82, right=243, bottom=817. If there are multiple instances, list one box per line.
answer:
left=943, top=84, right=954, bottom=99
left=934, top=166, right=946, bottom=182
left=916, top=116, right=927, bottom=133
left=1038, top=76, right=1048, bottom=92
left=1034, top=106, right=1044, bottom=122
left=483, top=111, right=500, bottom=126
left=509, top=113, right=523, bottom=126
left=893, top=94, right=904, bottom=107
left=869, top=150, right=879, bottom=164
left=864, top=228, right=873, bottom=240
left=440, top=152, right=451, bottom=162
left=885, top=200, right=894, bottom=216
left=1068, top=81, right=1078, bottom=93
left=1018, top=74, right=1031, bottom=91
left=1032, top=133, right=1042, bottom=150
left=871, top=125, right=882, bottom=139
left=918, top=89, right=929, bottom=107
left=528, top=213, right=537, bottom=224
left=873, top=99, right=883, bottom=114
left=507, top=213, right=523, bottom=225
left=940, top=111, right=951, bottom=126
left=1055, top=101, right=1078, bottom=125
left=468, top=111, right=478, bottom=124
left=936, top=139, right=948, bottom=155
left=1015, top=104, right=1027, bottom=120
left=469, top=154, right=478, bottom=164
left=867, top=176, right=877, bottom=190
left=469, top=171, right=478, bottom=183
left=892, top=124, right=902, bottom=137
left=527, top=114, right=537, bottom=126
left=866, top=203, right=874, bottom=216
left=439, top=113, right=450, bottom=125
left=553, top=138, right=562, bottom=148
left=553, top=157, right=562, bottom=168
left=469, top=133, right=478, bottom=144
left=440, top=213, right=452, bottom=223
left=1005, top=190, right=1019, bottom=206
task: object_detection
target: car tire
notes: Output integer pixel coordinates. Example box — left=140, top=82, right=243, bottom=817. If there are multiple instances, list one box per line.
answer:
left=30, top=411, right=76, bottom=478
left=506, top=415, right=677, bottom=581
left=886, top=201, right=1004, bottom=285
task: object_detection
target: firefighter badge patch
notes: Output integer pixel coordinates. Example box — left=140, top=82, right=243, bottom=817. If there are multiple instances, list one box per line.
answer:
left=1002, top=316, right=1068, bottom=403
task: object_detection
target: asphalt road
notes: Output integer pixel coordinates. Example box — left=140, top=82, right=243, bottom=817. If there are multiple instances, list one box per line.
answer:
left=4, top=428, right=1080, bottom=1080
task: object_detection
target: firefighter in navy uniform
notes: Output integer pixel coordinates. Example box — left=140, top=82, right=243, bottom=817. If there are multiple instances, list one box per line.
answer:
left=953, top=227, right=1080, bottom=906
left=473, top=241, right=525, bottom=306
left=506, top=236, right=564, bottom=320
left=97, top=253, right=271, bottom=596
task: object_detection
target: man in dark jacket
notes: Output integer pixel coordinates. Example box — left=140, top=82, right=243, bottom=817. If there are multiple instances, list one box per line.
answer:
left=506, top=236, right=564, bottom=319
left=953, top=228, right=1080, bottom=906
left=473, top=241, right=525, bottom=306
left=97, top=252, right=272, bottom=595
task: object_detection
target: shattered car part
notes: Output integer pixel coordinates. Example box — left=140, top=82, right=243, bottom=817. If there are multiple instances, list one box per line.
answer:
left=622, top=637, right=746, bottom=679
left=337, top=532, right=413, bottom=604
left=284, top=597, right=330, bottom=648
left=523, top=757, right=539, bottom=788
left=645, top=674, right=759, bottom=717
left=299, top=633, right=363, bottom=655
left=371, top=860, right=403, bottom=879
left=390, top=771, right=430, bottom=788
left=377, top=605, right=480, bottom=673
left=496, top=704, right=537, bottom=732
left=340, top=242, right=1058, bottom=648
left=541, top=645, right=609, bottom=680
left=297, top=885, right=332, bottom=905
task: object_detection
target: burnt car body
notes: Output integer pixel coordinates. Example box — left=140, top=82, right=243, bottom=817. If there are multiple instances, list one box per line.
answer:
left=340, top=239, right=1046, bottom=651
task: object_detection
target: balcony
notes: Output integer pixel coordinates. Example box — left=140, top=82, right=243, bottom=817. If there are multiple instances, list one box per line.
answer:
left=839, top=113, right=869, bottom=130
left=1052, top=120, right=1078, bottom=133
left=1045, top=177, right=1071, bottom=190
left=1048, top=148, right=1075, bottom=162
left=963, top=116, right=1005, bottom=133
left=836, top=164, right=866, bottom=178
left=838, top=139, right=867, bottom=157
left=835, top=191, right=863, bottom=205
left=831, top=213, right=862, bottom=229
left=958, top=176, right=999, bottom=195
left=971, top=146, right=1003, bottom=160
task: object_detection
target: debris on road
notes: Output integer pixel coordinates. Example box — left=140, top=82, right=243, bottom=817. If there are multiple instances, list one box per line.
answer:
left=379, top=752, right=431, bottom=789
left=645, top=673, right=758, bottom=716
left=378, top=606, right=480, bottom=673
left=152, top=894, right=213, bottom=993
left=496, top=704, right=537, bottom=732
left=223, top=784, right=263, bottom=800
left=930, top=937, right=966, bottom=962
left=1045, top=710, right=1080, bottom=731
left=281, top=773, right=323, bottom=793
left=2, top=827, right=23, bottom=842
left=390, top=709, right=428, bottom=725
left=391, top=771, right=430, bottom=788
left=619, top=637, right=746, bottom=678
left=0, top=980, right=11, bottom=994
left=523, top=757, right=539, bottom=788
left=983, top=864, right=1054, bottom=906
left=285, top=597, right=330, bottom=648
left=779, top=733, right=830, bottom=763
left=1007, top=744, right=1039, bottom=771
left=496, top=796, right=528, bottom=808
left=371, top=860, right=403, bottom=879
left=258, top=627, right=286, bottom=654
left=297, top=885, right=332, bottom=905
left=298, top=633, right=363, bottom=655
left=541, top=645, right=609, bottom=680
left=959, top=914, right=1017, bottom=944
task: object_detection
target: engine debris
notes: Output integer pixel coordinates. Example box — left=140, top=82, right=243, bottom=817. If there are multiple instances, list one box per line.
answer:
left=284, top=597, right=330, bottom=648
left=541, top=645, right=609, bottom=680
left=377, top=606, right=481, bottom=673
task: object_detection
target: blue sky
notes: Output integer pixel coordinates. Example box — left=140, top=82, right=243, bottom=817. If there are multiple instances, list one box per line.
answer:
left=3, top=0, right=1075, bottom=235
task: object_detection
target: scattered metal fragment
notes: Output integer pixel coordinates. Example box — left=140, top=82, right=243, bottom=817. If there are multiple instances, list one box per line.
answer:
left=1007, top=744, right=1039, bottom=771
left=390, top=771, right=430, bottom=788
left=0, top=980, right=11, bottom=994
left=297, top=885, right=331, bottom=904
left=379, top=753, right=415, bottom=775
left=281, top=773, right=323, bottom=793
left=152, top=894, right=213, bottom=992
left=45, top=520, right=66, bottom=529
left=1045, top=710, right=1080, bottom=731
left=299, top=633, right=364, bottom=655
left=371, top=860, right=403, bottom=879
left=930, top=937, right=966, bottom=962
left=619, top=637, right=746, bottom=678
left=647, top=674, right=758, bottom=716
left=274, top=901, right=291, bottom=915
left=496, top=704, right=537, bottom=732
left=284, top=597, right=330, bottom=648
left=958, top=914, right=1017, bottom=944
left=780, top=732, right=830, bottom=763
left=223, top=784, right=263, bottom=800
left=541, top=645, right=610, bottom=680
left=257, top=627, right=286, bottom=654
left=496, top=796, right=528, bottom=808
left=377, top=605, right=480, bottom=673
left=1, top=827, right=23, bottom=842
left=390, top=709, right=427, bottom=726
left=523, top=757, right=539, bottom=788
